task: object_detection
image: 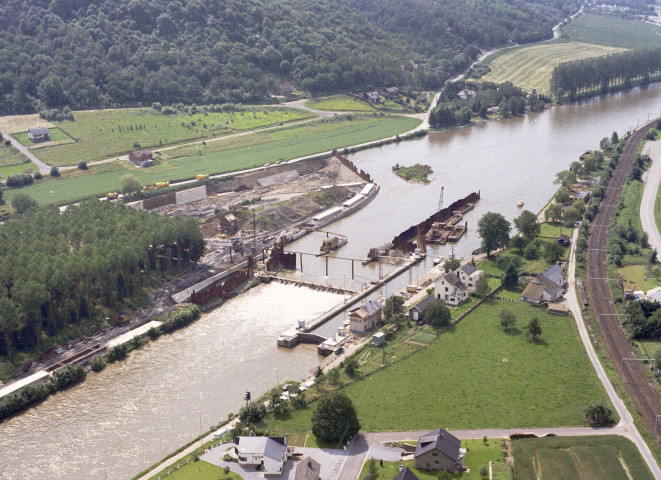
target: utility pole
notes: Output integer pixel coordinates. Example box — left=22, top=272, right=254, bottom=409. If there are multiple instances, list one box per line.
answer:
left=252, top=210, right=256, bottom=260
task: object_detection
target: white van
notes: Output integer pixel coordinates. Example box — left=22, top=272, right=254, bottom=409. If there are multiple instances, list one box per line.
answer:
left=213, top=427, right=230, bottom=440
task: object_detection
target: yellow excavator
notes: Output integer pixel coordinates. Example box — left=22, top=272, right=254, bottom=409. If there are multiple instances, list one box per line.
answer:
left=91, top=298, right=130, bottom=325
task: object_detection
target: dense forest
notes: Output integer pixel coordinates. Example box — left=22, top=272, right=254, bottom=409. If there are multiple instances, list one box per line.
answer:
left=550, top=47, right=661, bottom=100
left=0, top=200, right=205, bottom=358
left=0, top=0, right=580, bottom=114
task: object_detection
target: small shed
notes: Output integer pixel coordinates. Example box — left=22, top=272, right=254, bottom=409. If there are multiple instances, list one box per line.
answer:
left=129, top=149, right=154, bottom=167
left=547, top=303, right=569, bottom=316
left=371, top=332, right=385, bottom=346
left=557, top=234, right=571, bottom=247
left=28, top=127, right=50, bottom=142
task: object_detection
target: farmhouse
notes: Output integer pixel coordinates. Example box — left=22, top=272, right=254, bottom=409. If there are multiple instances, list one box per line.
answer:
left=414, top=428, right=465, bottom=472
left=434, top=272, right=468, bottom=306
left=393, top=466, right=420, bottom=480
left=457, top=89, right=476, bottom=100
left=234, top=436, right=289, bottom=476
left=349, top=299, right=383, bottom=334
left=408, top=295, right=434, bottom=323
left=520, top=265, right=565, bottom=305
left=362, top=91, right=381, bottom=103
left=295, top=457, right=321, bottom=480
left=27, top=127, right=50, bottom=142
left=129, top=149, right=154, bottom=167
left=455, top=263, right=484, bottom=292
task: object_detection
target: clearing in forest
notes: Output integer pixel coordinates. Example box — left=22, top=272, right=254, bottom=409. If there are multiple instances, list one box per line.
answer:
left=481, top=41, right=625, bottom=93
left=561, top=14, right=661, bottom=49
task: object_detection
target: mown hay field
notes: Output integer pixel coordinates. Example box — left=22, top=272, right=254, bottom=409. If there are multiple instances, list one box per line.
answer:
left=562, top=13, right=661, bottom=49
left=512, top=435, right=653, bottom=480
left=29, top=107, right=316, bottom=166
left=267, top=297, right=613, bottom=434
left=481, top=41, right=625, bottom=93
left=3, top=115, right=419, bottom=206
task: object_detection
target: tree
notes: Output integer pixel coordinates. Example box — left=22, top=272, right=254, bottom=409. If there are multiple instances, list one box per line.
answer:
left=498, top=309, right=517, bottom=330
left=77, top=161, right=88, bottom=170
left=239, top=402, right=266, bottom=425
left=477, top=212, right=511, bottom=257
left=514, top=210, right=540, bottom=240
left=545, top=203, right=563, bottom=224
left=502, top=264, right=518, bottom=289
left=344, top=358, right=358, bottom=377
left=11, top=193, right=38, bottom=214
left=510, top=236, right=527, bottom=252
left=442, top=258, right=461, bottom=271
left=426, top=299, right=451, bottom=331
left=584, top=403, right=614, bottom=425
left=311, top=392, right=360, bottom=444
left=563, top=206, right=581, bottom=227
left=0, top=297, right=22, bottom=359
left=474, top=273, right=490, bottom=297
left=555, top=188, right=570, bottom=204
left=383, top=295, right=405, bottom=321
left=544, top=242, right=565, bottom=264
left=0, top=187, right=3, bottom=205
left=611, top=131, right=619, bottom=145
left=554, top=170, right=575, bottom=189
left=121, top=174, right=143, bottom=197
left=50, top=166, right=60, bottom=177
left=525, top=317, right=542, bottom=341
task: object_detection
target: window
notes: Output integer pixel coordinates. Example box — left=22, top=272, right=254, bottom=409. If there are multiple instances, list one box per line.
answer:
left=432, top=453, right=438, bottom=456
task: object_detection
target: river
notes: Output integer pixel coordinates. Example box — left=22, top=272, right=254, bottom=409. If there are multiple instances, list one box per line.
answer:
left=1, top=85, right=661, bottom=479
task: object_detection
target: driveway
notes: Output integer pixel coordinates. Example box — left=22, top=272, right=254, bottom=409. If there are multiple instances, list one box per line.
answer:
left=0, top=128, right=52, bottom=175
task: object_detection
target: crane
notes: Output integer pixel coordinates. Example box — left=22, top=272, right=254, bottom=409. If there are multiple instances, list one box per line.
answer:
left=437, top=186, right=444, bottom=212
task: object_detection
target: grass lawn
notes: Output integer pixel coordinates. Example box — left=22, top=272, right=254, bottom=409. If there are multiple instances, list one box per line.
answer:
left=304, top=95, right=375, bottom=112
left=479, top=238, right=567, bottom=278
left=481, top=41, right=625, bottom=93
left=512, top=435, right=654, bottom=480
left=618, top=264, right=661, bottom=292
left=266, top=297, right=612, bottom=434
left=358, top=439, right=503, bottom=480
left=153, top=460, right=241, bottom=480
left=0, top=142, right=30, bottom=168
left=13, top=127, right=74, bottom=147
left=0, top=161, right=39, bottom=178
left=4, top=116, right=419, bottom=206
left=562, top=13, right=661, bottom=49
left=30, top=107, right=316, bottom=166
left=539, top=222, right=570, bottom=239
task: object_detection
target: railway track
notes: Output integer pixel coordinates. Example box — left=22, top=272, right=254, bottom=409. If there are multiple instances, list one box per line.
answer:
left=585, top=121, right=661, bottom=437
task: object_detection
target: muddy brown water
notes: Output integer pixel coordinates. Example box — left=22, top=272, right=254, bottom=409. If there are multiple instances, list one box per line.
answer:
left=1, top=85, right=661, bottom=479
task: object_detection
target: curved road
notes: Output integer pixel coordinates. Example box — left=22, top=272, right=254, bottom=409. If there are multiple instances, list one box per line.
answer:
left=641, top=140, right=661, bottom=254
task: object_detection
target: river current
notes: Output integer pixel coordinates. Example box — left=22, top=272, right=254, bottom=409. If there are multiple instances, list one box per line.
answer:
left=1, top=85, right=661, bottom=479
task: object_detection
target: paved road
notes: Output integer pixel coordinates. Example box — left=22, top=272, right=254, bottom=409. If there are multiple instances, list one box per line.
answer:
left=0, top=128, right=52, bottom=175
left=567, top=227, right=661, bottom=478
left=641, top=140, right=661, bottom=255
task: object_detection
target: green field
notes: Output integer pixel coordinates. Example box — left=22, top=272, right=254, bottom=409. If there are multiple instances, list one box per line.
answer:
left=3, top=116, right=419, bottom=206
left=29, top=107, right=316, bottom=166
left=267, top=297, right=612, bottom=433
left=358, top=439, right=503, bottom=480
left=304, top=95, right=375, bottom=112
left=13, top=127, right=74, bottom=147
left=512, top=435, right=653, bottom=480
left=0, top=143, right=29, bottom=168
left=562, top=14, right=661, bottom=49
left=152, top=460, right=241, bottom=480
left=481, top=41, right=625, bottom=93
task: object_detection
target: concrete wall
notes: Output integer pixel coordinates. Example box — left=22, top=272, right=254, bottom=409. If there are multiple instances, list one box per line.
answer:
left=175, top=186, right=206, bottom=205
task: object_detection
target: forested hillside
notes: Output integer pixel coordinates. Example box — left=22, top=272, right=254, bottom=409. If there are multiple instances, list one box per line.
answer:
left=0, top=201, right=205, bottom=358
left=0, top=0, right=580, bottom=114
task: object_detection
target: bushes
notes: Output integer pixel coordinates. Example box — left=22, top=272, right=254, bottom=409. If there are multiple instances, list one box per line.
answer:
left=6, top=173, right=34, bottom=187
left=0, top=364, right=85, bottom=420
left=77, top=161, right=88, bottom=170
left=159, top=305, right=201, bottom=334
left=90, top=355, right=106, bottom=372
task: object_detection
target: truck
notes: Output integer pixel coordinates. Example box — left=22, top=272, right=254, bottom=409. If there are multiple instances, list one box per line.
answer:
left=196, top=174, right=210, bottom=181
left=106, top=192, right=119, bottom=200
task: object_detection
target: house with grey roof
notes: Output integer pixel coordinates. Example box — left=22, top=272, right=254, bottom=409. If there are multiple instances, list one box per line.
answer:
left=295, top=457, right=321, bottom=480
left=234, top=436, right=289, bottom=476
left=520, top=264, right=565, bottom=305
left=349, top=299, right=383, bottom=334
left=393, top=466, right=420, bottom=480
left=414, top=428, right=465, bottom=472
left=28, top=127, right=50, bottom=142
left=455, top=263, right=484, bottom=292
left=408, top=294, right=434, bottom=323
left=434, top=271, right=468, bottom=305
